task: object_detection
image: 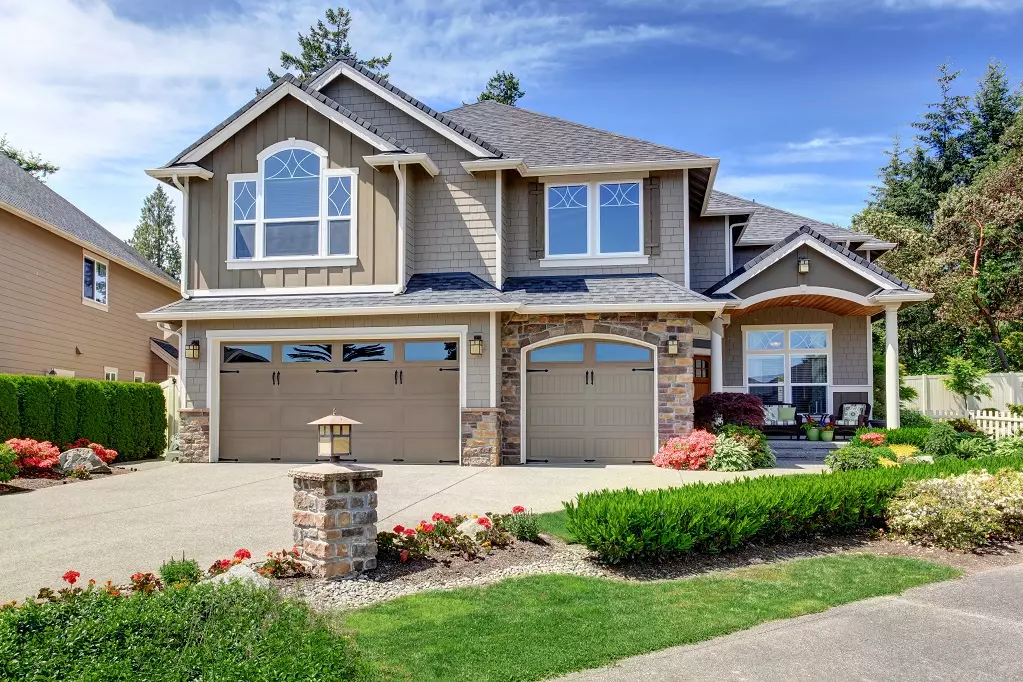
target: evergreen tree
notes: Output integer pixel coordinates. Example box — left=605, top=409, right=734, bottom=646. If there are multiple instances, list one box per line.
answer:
left=963, top=61, right=1023, bottom=172
left=478, top=71, right=525, bottom=106
left=267, top=6, right=391, bottom=83
left=129, top=185, right=181, bottom=279
left=0, top=135, right=58, bottom=180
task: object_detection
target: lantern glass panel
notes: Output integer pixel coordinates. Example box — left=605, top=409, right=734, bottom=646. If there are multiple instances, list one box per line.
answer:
left=332, top=435, right=350, bottom=455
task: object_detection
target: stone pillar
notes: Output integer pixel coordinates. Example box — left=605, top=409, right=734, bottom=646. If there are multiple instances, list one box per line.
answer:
left=708, top=317, right=724, bottom=394
left=291, top=463, right=382, bottom=578
left=177, top=408, right=210, bottom=463
left=461, top=408, right=504, bottom=466
left=885, top=304, right=901, bottom=429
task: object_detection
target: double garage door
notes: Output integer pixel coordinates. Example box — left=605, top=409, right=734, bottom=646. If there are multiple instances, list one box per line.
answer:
left=219, top=339, right=459, bottom=463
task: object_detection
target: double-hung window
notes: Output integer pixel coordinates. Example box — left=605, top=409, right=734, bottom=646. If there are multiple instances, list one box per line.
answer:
left=544, top=180, right=645, bottom=265
left=744, top=327, right=831, bottom=414
left=227, top=140, right=358, bottom=269
left=82, top=252, right=108, bottom=309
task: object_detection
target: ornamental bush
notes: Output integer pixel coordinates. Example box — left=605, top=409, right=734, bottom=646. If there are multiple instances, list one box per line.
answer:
left=0, top=443, right=17, bottom=484
left=825, top=446, right=886, bottom=471
left=995, top=437, right=1023, bottom=458
left=564, top=454, right=1023, bottom=563
left=922, top=423, right=960, bottom=459
left=947, top=417, right=979, bottom=434
left=652, top=430, right=717, bottom=470
left=0, top=376, right=19, bottom=442
left=709, top=436, right=754, bottom=472
left=159, top=557, right=204, bottom=587
left=855, top=427, right=932, bottom=448
left=694, top=392, right=765, bottom=429
left=715, top=424, right=775, bottom=468
left=899, top=410, right=934, bottom=428
left=956, top=433, right=995, bottom=459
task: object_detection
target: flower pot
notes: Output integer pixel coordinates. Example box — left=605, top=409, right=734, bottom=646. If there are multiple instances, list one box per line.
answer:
left=820, top=430, right=834, bottom=442
left=806, top=428, right=820, bottom=441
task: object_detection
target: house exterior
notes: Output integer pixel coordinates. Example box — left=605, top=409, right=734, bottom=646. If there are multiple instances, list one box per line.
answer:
left=0, top=155, right=180, bottom=383
left=141, top=57, right=930, bottom=465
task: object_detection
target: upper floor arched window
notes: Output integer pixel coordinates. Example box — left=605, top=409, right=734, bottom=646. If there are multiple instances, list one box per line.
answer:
left=227, top=139, right=357, bottom=267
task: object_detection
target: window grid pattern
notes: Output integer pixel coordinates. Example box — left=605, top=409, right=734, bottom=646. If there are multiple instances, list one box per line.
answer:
left=546, top=180, right=643, bottom=259
left=745, top=329, right=830, bottom=414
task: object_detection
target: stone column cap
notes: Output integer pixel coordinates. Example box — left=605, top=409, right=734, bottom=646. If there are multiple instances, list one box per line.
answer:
left=289, top=462, right=383, bottom=481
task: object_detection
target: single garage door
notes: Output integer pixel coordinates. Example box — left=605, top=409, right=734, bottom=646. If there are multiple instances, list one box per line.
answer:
left=219, top=339, right=460, bottom=463
left=525, top=339, right=656, bottom=464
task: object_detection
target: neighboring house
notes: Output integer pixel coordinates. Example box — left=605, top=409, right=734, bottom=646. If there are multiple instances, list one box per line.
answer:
left=141, top=58, right=930, bottom=465
left=0, top=154, right=180, bottom=383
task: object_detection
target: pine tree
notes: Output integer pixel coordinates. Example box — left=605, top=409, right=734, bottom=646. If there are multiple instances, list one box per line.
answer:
left=267, top=6, right=391, bottom=83
left=478, top=71, right=525, bottom=106
left=963, top=61, right=1022, bottom=172
left=128, top=185, right=181, bottom=279
left=0, top=135, right=58, bottom=180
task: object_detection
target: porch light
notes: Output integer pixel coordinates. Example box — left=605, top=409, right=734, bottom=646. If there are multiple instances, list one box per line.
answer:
left=797, top=257, right=811, bottom=274
left=469, top=335, right=484, bottom=356
left=184, top=339, right=201, bottom=360
left=309, top=409, right=362, bottom=463
left=667, top=335, right=679, bottom=356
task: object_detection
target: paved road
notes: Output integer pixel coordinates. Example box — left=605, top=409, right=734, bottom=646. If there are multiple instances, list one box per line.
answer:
left=0, top=459, right=822, bottom=601
left=559, top=564, right=1023, bottom=682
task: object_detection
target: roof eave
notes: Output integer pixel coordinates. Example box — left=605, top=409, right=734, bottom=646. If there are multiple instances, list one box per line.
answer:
left=145, top=165, right=214, bottom=181
left=364, top=153, right=440, bottom=177
left=519, top=158, right=718, bottom=177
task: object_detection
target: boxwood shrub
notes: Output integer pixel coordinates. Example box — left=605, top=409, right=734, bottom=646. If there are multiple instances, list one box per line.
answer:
left=564, top=454, right=1023, bottom=563
left=0, top=376, right=18, bottom=442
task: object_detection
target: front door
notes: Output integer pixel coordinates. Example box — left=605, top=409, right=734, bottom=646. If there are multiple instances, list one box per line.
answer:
left=694, top=356, right=711, bottom=400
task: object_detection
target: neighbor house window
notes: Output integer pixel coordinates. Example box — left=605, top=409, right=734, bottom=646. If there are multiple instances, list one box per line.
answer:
left=227, top=140, right=358, bottom=267
left=104, top=367, right=118, bottom=381
left=133, top=371, right=146, bottom=383
left=744, top=327, right=830, bottom=414
left=83, top=253, right=108, bottom=308
left=546, top=180, right=642, bottom=260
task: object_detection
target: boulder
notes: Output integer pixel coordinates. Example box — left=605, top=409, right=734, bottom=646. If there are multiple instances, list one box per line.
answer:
left=207, top=563, right=271, bottom=589
left=59, top=448, right=111, bottom=475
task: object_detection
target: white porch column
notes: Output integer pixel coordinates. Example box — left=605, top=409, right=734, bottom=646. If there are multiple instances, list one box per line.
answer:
left=709, top=317, right=724, bottom=394
left=885, top=304, right=901, bottom=429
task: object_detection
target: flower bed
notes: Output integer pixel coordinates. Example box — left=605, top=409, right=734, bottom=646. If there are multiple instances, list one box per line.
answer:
left=653, top=427, right=775, bottom=472
left=377, top=507, right=540, bottom=564
left=1, top=437, right=122, bottom=492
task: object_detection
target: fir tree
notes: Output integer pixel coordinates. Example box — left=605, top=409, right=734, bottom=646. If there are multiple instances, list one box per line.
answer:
left=478, top=71, right=525, bottom=106
left=267, top=6, right=391, bottom=83
left=128, top=185, right=181, bottom=279
left=0, top=135, right=58, bottom=180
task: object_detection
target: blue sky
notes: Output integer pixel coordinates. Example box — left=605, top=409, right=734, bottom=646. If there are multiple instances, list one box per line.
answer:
left=2, top=0, right=1022, bottom=241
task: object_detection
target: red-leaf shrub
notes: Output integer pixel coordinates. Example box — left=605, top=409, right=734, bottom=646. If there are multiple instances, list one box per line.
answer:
left=652, top=430, right=717, bottom=470
left=694, top=393, right=765, bottom=429
left=5, top=438, right=61, bottom=477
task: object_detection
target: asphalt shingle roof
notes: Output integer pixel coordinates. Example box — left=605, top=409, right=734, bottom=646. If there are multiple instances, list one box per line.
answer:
left=151, top=337, right=179, bottom=360
left=502, top=274, right=712, bottom=307
left=443, top=100, right=707, bottom=167
left=0, top=155, right=177, bottom=286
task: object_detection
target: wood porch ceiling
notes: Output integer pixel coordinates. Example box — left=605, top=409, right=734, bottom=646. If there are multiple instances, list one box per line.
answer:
left=730, top=294, right=882, bottom=318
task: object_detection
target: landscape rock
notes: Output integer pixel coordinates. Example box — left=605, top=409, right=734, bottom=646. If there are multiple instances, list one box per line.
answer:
left=58, top=448, right=111, bottom=475
left=207, top=563, right=271, bottom=589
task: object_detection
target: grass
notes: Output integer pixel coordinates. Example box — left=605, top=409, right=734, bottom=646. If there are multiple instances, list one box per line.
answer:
left=345, top=554, right=959, bottom=682
left=535, top=509, right=572, bottom=542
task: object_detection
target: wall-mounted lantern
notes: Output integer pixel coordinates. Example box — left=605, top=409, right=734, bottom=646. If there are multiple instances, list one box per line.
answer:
left=309, top=409, right=362, bottom=463
left=469, top=334, right=484, bottom=356
left=667, top=335, right=679, bottom=356
left=797, top=257, right=811, bottom=274
left=184, top=339, right=201, bottom=360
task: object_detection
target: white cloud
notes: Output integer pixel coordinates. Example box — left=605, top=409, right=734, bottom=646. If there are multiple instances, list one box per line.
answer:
left=649, top=0, right=1018, bottom=13
left=752, top=133, right=890, bottom=164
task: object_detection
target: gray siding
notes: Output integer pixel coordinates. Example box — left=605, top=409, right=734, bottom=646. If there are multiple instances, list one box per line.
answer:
left=732, top=246, right=879, bottom=299
left=732, top=245, right=766, bottom=271
left=689, top=215, right=727, bottom=291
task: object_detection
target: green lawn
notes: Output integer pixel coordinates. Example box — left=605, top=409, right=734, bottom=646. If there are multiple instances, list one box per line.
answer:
left=346, top=554, right=958, bottom=682
left=535, top=509, right=572, bottom=542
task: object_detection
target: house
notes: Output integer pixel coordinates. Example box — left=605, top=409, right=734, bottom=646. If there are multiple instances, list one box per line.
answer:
left=140, top=58, right=931, bottom=465
left=0, top=154, right=181, bottom=383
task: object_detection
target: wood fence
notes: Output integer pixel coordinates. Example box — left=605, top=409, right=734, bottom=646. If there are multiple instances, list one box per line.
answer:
left=922, top=409, right=1023, bottom=439
left=160, top=376, right=180, bottom=454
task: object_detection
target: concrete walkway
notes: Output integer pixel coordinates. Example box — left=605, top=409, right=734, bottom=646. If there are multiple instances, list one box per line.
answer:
left=559, top=564, right=1023, bottom=681
left=0, top=460, right=822, bottom=601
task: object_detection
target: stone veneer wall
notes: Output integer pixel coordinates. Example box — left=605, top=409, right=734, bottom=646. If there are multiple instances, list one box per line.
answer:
left=500, top=313, right=695, bottom=465
left=177, top=408, right=210, bottom=463
left=461, top=408, right=504, bottom=466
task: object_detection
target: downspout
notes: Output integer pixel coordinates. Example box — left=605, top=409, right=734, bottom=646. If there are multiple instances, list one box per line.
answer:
left=393, top=161, right=408, bottom=294
left=170, top=175, right=191, bottom=299
left=495, top=169, right=503, bottom=289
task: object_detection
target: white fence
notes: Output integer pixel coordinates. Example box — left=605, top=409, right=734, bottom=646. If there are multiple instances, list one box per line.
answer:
left=160, top=376, right=180, bottom=454
left=921, top=409, right=1023, bottom=439
left=903, top=372, right=1023, bottom=413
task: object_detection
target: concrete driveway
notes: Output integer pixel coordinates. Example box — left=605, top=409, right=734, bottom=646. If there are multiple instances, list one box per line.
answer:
left=0, top=460, right=823, bottom=602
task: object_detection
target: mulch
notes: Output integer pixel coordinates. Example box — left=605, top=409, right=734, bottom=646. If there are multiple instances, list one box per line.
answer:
left=0, top=467, right=133, bottom=496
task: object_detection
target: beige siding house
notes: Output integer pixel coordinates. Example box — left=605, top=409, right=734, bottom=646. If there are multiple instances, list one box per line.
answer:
left=0, top=155, right=180, bottom=382
left=141, top=58, right=930, bottom=467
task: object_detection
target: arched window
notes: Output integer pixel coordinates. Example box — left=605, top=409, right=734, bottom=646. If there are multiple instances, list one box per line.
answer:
left=227, top=139, right=357, bottom=266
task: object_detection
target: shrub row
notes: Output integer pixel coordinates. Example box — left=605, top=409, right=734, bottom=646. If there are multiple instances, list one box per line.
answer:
left=855, top=426, right=932, bottom=447
left=564, top=454, right=1023, bottom=563
left=0, top=374, right=165, bottom=461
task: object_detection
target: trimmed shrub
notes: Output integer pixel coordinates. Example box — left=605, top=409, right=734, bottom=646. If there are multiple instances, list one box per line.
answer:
left=104, top=383, right=141, bottom=460
left=899, top=410, right=934, bottom=428
left=17, top=377, right=55, bottom=443
left=709, top=436, right=754, bottom=472
left=715, top=424, right=774, bottom=468
left=0, top=376, right=18, bottom=442
left=145, top=385, right=167, bottom=457
left=75, top=379, right=110, bottom=446
left=0, top=443, right=17, bottom=483
left=564, top=454, right=1023, bottom=562
left=956, top=433, right=995, bottom=459
left=694, top=392, right=765, bottom=429
left=50, top=379, right=78, bottom=448
left=921, top=423, right=960, bottom=458
left=825, top=446, right=887, bottom=471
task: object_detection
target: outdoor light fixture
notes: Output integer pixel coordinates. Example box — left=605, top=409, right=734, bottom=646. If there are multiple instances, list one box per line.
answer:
left=667, top=335, right=679, bottom=356
left=309, top=409, right=362, bottom=463
left=469, top=334, right=484, bottom=356
left=797, top=257, right=811, bottom=274
left=184, top=339, right=201, bottom=360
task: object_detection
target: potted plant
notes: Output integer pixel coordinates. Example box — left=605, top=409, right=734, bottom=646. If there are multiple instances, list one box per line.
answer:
left=819, top=421, right=835, bottom=442
left=802, top=419, right=820, bottom=441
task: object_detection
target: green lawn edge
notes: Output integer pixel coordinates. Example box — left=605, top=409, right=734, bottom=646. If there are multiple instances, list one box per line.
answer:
left=535, top=509, right=572, bottom=542
left=343, top=554, right=959, bottom=682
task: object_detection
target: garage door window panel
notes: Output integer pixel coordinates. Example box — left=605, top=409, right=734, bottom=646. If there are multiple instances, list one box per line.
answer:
left=528, top=343, right=584, bottom=363
left=282, top=344, right=333, bottom=363
left=223, top=345, right=273, bottom=363
left=595, top=342, right=651, bottom=363
left=343, top=343, right=394, bottom=362
left=404, top=341, right=457, bottom=362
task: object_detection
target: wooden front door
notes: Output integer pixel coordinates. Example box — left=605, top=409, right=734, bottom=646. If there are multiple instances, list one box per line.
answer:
left=694, top=356, right=711, bottom=400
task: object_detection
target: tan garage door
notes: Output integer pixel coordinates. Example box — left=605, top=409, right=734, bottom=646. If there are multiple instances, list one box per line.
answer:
left=219, top=340, right=460, bottom=463
left=526, top=340, right=655, bottom=464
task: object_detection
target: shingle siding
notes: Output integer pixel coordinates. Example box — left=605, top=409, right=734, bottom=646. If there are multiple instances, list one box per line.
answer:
left=689, top=215, right=727, bottom=291
left=732, top=245, right=766, bottom=271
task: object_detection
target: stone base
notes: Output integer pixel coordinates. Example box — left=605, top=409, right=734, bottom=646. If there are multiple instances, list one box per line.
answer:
left=461, top=408, right=504, bottom=466
left=291, top=463, right=382, bottom=578
left=177, top=408, right=210, bottom=463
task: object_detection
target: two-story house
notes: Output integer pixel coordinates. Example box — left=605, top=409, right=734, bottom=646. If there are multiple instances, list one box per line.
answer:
left=141, top=57, right=931, bottom=465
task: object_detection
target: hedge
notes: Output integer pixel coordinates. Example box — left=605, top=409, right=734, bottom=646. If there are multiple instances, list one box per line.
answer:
left=855, top=427, right=932, bottom=447
left=0, top=374, right=165, bottom=461
left=564, top=454, right=1023, bottom=563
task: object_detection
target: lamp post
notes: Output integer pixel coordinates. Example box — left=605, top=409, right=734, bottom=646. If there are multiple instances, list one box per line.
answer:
left=308, top=410, right=362, bottom=463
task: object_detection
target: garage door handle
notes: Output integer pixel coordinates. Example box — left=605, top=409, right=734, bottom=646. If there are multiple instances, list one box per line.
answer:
left=220, top=369, right=240, bottom=374
left=439, top=367, right=459, bottom=372
left=394, top=370, right=398, bottom=385
left=316, top=369, right=356, bottom=374
left=632, top=368, right=655, bottom=372
left=526, top=369, right=548, bottom=373
left=399, top=370, right=403, bottom=384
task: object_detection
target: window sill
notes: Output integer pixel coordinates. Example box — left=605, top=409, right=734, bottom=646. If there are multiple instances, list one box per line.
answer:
left=82, top=298, right=108, bottom=312
left=227, top=256, right=358, bottom=270
left=539, top=255, right=649, bottom=268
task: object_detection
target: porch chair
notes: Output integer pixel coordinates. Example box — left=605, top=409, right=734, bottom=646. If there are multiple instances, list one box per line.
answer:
left=761, top=403, right=802, bottom=440
left=832, top=402, right=871, bottom=440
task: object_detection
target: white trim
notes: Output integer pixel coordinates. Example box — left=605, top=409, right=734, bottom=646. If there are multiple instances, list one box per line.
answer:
left=866, top=316, right=875, bottom=408
left=740, top=323, right=836, bottom=331
left=539, top=255, right=650, bottom=268
left=870, top=291, right=934, bottom=304
left=188, top=284, right=400, bottom=298
left=104, top=367, right=118, bottom=381
left=700, top=162, right=720, bottom=217
left=393, top=161, right=408, bottom=291
left=489, top=311, right=499, bottom=408
left=833, top=385, right=873, bottom=392
left=181, top=320, right=188, bottom=408
left=169, top=176, right=190, bottom=296
left=519, top=333, right=658, bottom=464
left=733, top=286, right=875, bottom=310
left=742, top=324, right=833, bottom=414
left=179, top=82, right=398, bottom=164
left=364, top=153, right=440, bottom=177
left=227, top=256, right=358, bottom=270
left=521, top=159, right=719, bottom=177
left=462, top=159, right=528, bottom=175
left=82, top=250, right=109, bottom=310
left=205, top=325, right=469, bottom=463
left=683, top=168, right=691, bottom=289
left=133, top=370, right=146, bottom=383
left=495, top=170, right=504, bottom=288
left=145, top=165, right=213, bottom=181
left=312, top=63, right=493, bottom=157
left=724, top=217, right=737, bottom=274
left=544, top=179, right=645, bottom=260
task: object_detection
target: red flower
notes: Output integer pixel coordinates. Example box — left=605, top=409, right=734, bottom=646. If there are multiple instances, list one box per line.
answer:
left=62, top=570, right=80, bottom=585
left=421, top=523, right=435, bottom=533
left=431, top=512, right=445, bottom=522
left=477, top=517, right=492, bottom=529
left=233, top=548, right=251, bottom=560
left=393, top=525, right=405, bottom=533
left=402, top=528, right=416, bottom=537
left=512, top=505, right=525, bottom=514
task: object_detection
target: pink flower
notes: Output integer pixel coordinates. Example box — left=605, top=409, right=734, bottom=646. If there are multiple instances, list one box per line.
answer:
left=652, top=430, right=717, bottom=470
left=402, top=528, right=416, bottom=537
left=858, top=432, right=887, bottom=447
left=512, top=505, right=525, bottom=514
left=62, top=570, right=80, bottom=585
left=477, top=517, right=492, bottom=529
left=393, top=525, right=405, bottom=533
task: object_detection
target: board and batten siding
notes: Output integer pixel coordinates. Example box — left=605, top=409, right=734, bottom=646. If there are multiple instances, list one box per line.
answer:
left=0, top=209, right=178, bottom=380
left=188, top=96, right=398, bottom=292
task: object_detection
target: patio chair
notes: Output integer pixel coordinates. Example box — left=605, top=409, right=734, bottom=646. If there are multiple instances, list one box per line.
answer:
left=832, top=402, right=871, bottom=440
left=761, top=403, right=801, bottom=439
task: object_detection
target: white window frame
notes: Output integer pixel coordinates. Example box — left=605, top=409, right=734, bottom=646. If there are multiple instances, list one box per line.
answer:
left=541, top=179, right=648, bottom=267
left=82, top=251, right=109, bottom=310
left=104, top=367, right=118, bottom=381
left=133, top=370, right=146, bottom=383
left=226, top=139, right=359, bottom=270
left=742, top=324, right=833, bottom=414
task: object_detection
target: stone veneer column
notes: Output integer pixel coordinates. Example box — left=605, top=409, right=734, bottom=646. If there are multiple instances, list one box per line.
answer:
left=461, top=408, right=504, bottom=466
left=291, top=463, right=381, bottom=578
left=177, top=408, right=210, bottom=463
